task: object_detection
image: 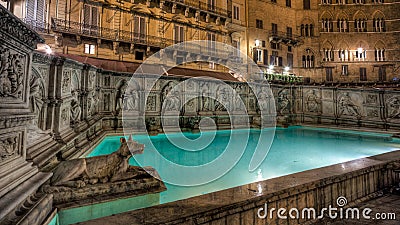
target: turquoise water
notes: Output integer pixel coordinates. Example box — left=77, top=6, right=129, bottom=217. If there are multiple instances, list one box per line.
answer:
left=58, top=126, right=400, bottom=224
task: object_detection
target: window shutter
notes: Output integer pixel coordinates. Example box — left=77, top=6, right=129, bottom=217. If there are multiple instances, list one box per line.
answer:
left=278, top=57, right=283, bottom=66
left=36, top=0, right=45, bottom=24
left=253, top=48, right=257, bottom=63
left=57, top=0, right=66, bottom=20
left=91, top=7, right=98, bottom=26
left=140, top=17, right=146, bottom=35
left=83, top=5, right=90, bottom=26
left=26, top=0, right=36, bottom=22
left=263, top=50, right=268, bottom=65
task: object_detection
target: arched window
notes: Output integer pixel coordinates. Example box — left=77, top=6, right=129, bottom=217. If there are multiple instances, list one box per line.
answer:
left=321, top=19, right=333, bottom=32
left=302, top=49, right=315, bottom=68
left=373, top=18, right=385, bottom=32
left=301, top=23, right=314, bottom=36
left=375, top=49, right=385, bottom=61
left=338, top=49, right=349, bottom=61
left=354, top=18, right=367, bottom=32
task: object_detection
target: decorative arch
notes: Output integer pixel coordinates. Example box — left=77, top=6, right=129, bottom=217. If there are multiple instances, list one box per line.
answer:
left=353, top=10, right=368, bottom=20
left=371, top=10, right=385, bottom=19
left=321, top=40, right=334, bottom=61
left=320, top=11, right=334, bottom=20
left=336, top=11, right=349, bottom=20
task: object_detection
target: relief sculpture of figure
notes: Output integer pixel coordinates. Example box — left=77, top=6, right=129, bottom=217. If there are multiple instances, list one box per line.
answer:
left=88, top=91, right=99, bottom=116
left=339, top=93, right=360, bottom=117
left=124, top=89, right=139, bottom=111
left=388, top=97, right=400, bottom=118
left=164, top=91, right=180, bottom=111
left=115, top=80, right=127, bottom=113
left=277, top=89, right=290, bottom=114
left=50, top=136, right=145, bottom=188
left=306, top=90, right=321, bottom=113
left=70, top=91, right=81, bottom=123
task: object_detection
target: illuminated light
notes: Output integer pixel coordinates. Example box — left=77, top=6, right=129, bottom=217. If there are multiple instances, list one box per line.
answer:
left=357, top=47, right=363, bottom=54
left=255, top=39, right=260, bottom=47
left=284, top=66, right=290, bottom=72
left=268, top=65, right=274, bottom=70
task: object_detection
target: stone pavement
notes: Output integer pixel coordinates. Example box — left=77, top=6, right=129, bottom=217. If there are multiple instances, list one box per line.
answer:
left=312, top=194, right=400, bottom=225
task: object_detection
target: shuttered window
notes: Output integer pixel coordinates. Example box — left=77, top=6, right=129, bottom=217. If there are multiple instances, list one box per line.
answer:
left=174, top=25, right=184, bottom=43
left=134, top=16, right=146, bottom=42
left=82, top=4, right=98, bottom=35
left=26, top=0, right=45, bottom=27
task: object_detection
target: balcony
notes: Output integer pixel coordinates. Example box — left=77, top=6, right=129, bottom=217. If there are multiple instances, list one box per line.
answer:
left=168, top=0, right=230, bottom=18
left=51, top=18, right=174, bottom=48
left=268, top=31, right=303, bottom=47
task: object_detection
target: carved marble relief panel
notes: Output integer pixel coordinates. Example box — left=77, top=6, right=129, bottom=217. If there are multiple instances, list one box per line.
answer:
left=61, top=69, right=71, bottom=95
left=304, top=89, right=321, bottom=114
left=30, top=67, right=48, bottom=129
left=146, top=94, right=157, bottom=112
left=385, top=94, right=400, bottom=120
left=336, top=91, right=365, bottom=119
left=0, top=128, right=23, bottom=164
left=0, top=46, right=28, bottom=107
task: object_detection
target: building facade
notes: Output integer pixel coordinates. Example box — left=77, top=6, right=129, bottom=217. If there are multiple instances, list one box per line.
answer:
left=2, top=0, right=400, bottom=82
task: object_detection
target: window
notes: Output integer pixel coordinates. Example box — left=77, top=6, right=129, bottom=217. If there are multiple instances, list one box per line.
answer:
left=207, top=0, right=216, bottom=11
left=135, top=51, right=144, bottom=60
left=341, top=65, right=348, bottom=76
left=373, top=18, right=385, bottom=32
left=134, top=16, right=146, bottom=41
left=271, top=0, right=277, bottom=3
left=378, top=66, right=386, bottom=81
left=287, top=53, right=293, bottom=67
left=355, top=49, right=366, bottom=61
left=321, top=0, right=332, bottom=4
left=301, top=24, right=314, bottom=37
left=262, top=40, right=266, bottom=48
left=360, top=68, right=367, bottom=81
left=326, top=68, right=333, bottom=81
left=353, top=0, right=365, bottom=4
left=25, top=0, right=45, bottom=27
left=271, top=42, right=280, bottom=50
left=286, top=0, right=291, bottom=7
left=338, top=49, right=349, bottom=61
left=256, top=49, right=263, bottom=62
left=373, top=0, right=383, bottom=3
left=288, top=46, right=292, bottom=52
left=82, top=4, right=99, bottom=35
left=337, top=19, right=349, bottom=32
left=302, top=51, right=314, bottom=68
left=304, top=0, right=311, bottom=9
left=272, top=23, right=278, bottom=34
left=174, top=25, right=184, bottom=43
left=270, top=51, right=279, bottom=66
left=263, top=49, right=268, bottom=65
left=375, top=49, right=385, bottom=61
left=233, top=5, right=240, bottom=20
left=323, top=48, right=334, bottom=61
left=84, top=44, right=96, bottom=54
left=286, top=27, right=292, bottom=38
left=336, top=0, right=348, bottom=4
left=321, top=19, right=333, bottom=32
left=354, top=19, right=367, bottom=32
left=232, top=40, right=240, bottom=57
left=207, top=32, right=216, bottom=54
left=256, top=19, right=263, bottom=29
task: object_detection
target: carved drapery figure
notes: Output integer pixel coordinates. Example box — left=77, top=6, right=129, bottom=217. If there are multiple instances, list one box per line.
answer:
left=387, top=96, right=400, bottom=118
left=164, top=91, right=181, bottom=111
left=123, top=89, right=139, bottom=111
left=277, top=89, right=290, bottom=114
left=338, top=93, right=361, bottom=117
left=115, top=79, right=127, bottom=113
left=29, top=70, right=45, bottom=126
left=0, top=47, right=25, bottom=99
left=257, top=89, right=271, bottom=111
left=200, top=82, right=212, bottom=111
left=306, top=90, right=321, bottom=113
left=215, top=86, right=229, bottom=111
left=88, top=91, right=99, bottom=116
left=70, top=91, right=81, bottom=123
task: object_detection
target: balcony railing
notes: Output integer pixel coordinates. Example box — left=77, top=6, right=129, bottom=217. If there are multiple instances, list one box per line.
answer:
left=168, top=0, right=230, bottom=17
left=51, top=18, right=239, bottom=59
left=23, top=19, right=50, bottom=33
left=268, top=31, right=303, bottom=47
left=51, top=18, right=174, bottom=48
